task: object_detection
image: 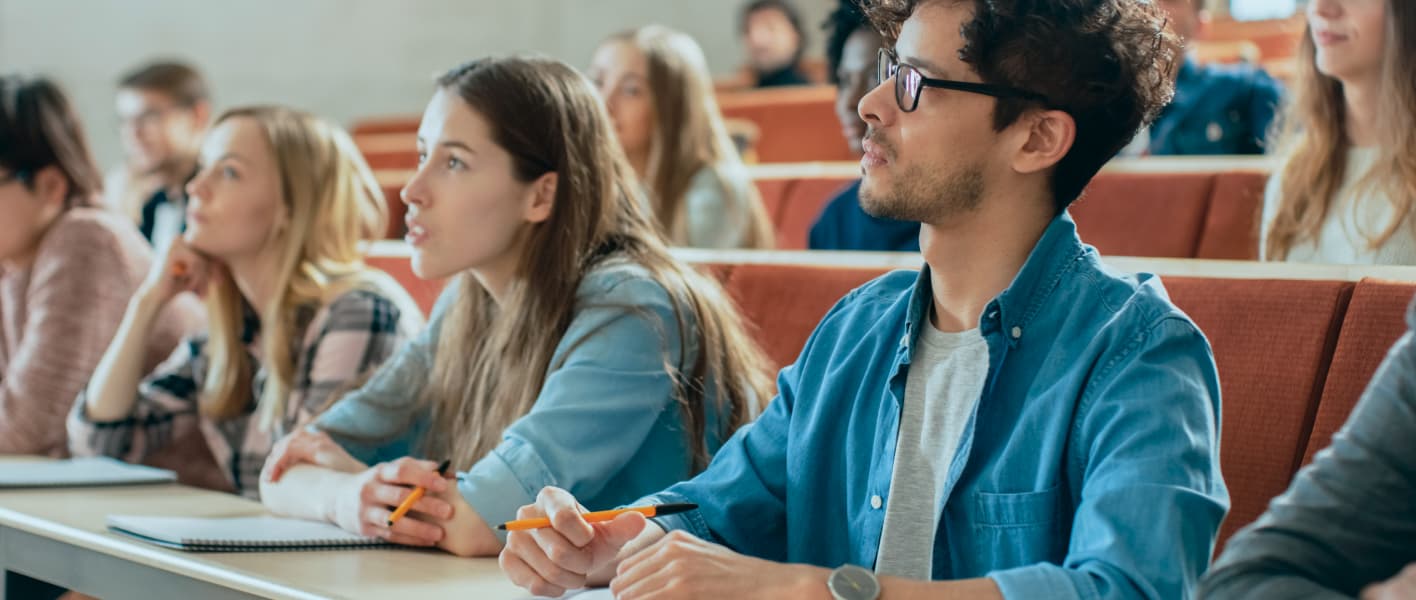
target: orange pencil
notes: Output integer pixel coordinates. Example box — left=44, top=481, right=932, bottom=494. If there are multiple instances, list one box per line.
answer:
left=386, top=459, right=451, bottom=526
left=497, top=503, right=698, bottom=531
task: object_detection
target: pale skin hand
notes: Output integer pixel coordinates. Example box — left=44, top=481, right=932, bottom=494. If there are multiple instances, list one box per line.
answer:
left=500, top=486, right=1005, bottom=600
left=260, top=433, right=502, bottom=556
left=1363, top=564, right=1416, bottom=600
left=83, top=237, right=212, bottom=422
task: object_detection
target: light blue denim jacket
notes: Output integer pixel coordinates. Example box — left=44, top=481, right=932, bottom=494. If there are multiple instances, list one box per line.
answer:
left=645, top=214, right=1229, bottom=599
left=316, top=259, right=725, bottom=542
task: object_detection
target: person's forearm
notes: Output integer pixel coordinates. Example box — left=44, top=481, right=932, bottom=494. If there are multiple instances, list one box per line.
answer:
left=84, top=293, right=165, bottom=422
left=260, top=464, right=351, bottom=523
left=435, top=487, right=504, bottom=557
left=588, top=522, right=670, bottom=586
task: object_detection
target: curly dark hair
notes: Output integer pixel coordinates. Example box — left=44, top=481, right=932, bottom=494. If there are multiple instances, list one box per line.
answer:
left=866, top=0, right=1180, bottom=209
left=824, top=0, right=871, bottom=84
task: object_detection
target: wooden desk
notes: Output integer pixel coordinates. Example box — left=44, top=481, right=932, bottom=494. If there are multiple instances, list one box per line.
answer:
left=0, top=458, right=533, bottom=599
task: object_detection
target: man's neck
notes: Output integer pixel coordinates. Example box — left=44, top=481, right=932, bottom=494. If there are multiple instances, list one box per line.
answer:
left=921, top=190, right=1054, bottom=333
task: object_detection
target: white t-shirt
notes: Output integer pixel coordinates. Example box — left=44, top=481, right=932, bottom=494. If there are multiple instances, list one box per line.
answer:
left=874, top=324, right=989, bottom=580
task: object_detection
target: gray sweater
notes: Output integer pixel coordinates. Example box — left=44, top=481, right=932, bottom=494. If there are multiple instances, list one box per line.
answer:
left=1199, top=297, right=1416, bottom=598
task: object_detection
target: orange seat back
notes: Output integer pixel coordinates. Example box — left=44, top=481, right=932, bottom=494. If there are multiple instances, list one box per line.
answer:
left=1164, top=276, right=1352, bottom=551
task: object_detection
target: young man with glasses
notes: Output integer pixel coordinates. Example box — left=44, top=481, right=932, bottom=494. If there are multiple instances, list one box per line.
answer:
left=500, top=1, right=1227, bottom=599
left=104, top=61, right=210, bottom=251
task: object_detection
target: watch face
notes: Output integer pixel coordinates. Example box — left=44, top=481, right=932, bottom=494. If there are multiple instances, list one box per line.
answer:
left=829, top=565, right=880, bottom=600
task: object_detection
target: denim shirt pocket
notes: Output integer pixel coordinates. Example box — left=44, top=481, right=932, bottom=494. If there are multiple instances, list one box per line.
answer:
left=963, top=484, right=1067, bottom=571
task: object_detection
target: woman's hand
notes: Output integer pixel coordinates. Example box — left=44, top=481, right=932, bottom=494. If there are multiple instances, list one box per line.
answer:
left=262, top=427, right=366, bottom=483
left=330, top=458, right=455, bottom=547
left=138, top=236, right=211, bottom=307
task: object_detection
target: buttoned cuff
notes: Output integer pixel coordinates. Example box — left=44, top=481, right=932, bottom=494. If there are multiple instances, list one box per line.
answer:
left=459, top=437, right=555, bottom=544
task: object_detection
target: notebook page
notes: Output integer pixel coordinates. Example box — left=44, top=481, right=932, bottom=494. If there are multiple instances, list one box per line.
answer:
left=107, top=515, right=385, bottom=548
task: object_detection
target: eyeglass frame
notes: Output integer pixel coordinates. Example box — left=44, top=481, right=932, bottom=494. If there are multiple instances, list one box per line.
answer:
left=877, top=48, right=1051, bottom=113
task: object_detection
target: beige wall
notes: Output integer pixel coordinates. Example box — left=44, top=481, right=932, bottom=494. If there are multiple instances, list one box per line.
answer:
left=0, top=0, right=831, bottom=169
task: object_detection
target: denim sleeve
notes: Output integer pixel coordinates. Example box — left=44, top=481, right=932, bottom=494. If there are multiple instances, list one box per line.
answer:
left=1200, top=302, right=1416, bottom=598
left=640, top=288, right=866, bottom=561
left=315, top=283, right=456, bottom=464
left=458, top=277, right=689, bottom=543
left=641, top=365, right=796, bottom=560
left=991, top=317, right=1228, bottom=600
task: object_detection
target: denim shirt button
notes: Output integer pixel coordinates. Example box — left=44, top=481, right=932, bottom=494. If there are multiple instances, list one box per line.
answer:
left=1011, top=326, right=1023, bottom=339
left=870, top=495, right=883, bottom=509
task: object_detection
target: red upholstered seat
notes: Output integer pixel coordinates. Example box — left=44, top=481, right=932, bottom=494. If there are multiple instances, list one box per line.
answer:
left=1302, top=279, right=1415, bottom=464
left=1071, top=172, right=1214, bottom=258
left=721, top=263, right=895, bottom=369
left=1197, top=171, right=1267, bottom=260
left=774, top=177, right=855, bottom=250
left=718, top=87, right=853, bottom=163
left=1162, top=276, right=1352, bottom=551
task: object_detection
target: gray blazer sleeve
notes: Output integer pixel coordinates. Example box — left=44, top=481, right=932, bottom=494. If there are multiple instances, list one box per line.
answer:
left=1199, top=298, right=1416, bottom=598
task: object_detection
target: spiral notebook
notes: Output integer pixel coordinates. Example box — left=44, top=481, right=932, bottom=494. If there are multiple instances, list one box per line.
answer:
left=106, top=515, right=393, bottom=552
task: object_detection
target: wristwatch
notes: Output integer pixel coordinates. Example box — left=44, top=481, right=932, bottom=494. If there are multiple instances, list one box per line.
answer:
left=828, top=564, right=880, bottom=600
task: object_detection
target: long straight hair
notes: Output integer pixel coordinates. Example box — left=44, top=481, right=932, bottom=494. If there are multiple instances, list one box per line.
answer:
left=605, top=26, right=774, bottom=249
left=420, top=57, right=773, bottom=473
left=1266, top=0, right=1416, bottom=259
left=200, top=106, right=407, bottom=432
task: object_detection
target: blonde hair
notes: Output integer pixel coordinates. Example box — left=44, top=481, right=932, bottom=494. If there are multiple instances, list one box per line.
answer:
left=420, top=57, right=773, bottom=473
left=200, top=106, right=403, bottom=432
left=608, top=26, right=775, bottom=249
left=1265, top=1, right=1416, bottom=260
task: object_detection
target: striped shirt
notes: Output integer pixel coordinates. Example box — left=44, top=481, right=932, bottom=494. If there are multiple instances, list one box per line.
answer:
left=68, top=288, right=421, bottom=498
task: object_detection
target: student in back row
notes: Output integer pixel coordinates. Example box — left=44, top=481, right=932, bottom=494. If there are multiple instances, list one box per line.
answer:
left=1263, top=0, right=1416, bottom=264
left=504, top=0, right=1225, bottom=598
left=809, top=0, right=920, bottom=252
left=0, top=76, right=199, bottom=457
left=104, top=61, right=211, bottom=251
left=1138, top=0, right=1283, bottom=156
left=70, top=106, right=422, bottom=497
left=589, top=25, right=774, bottom=249
left=258, top=56, right=773, bottom=556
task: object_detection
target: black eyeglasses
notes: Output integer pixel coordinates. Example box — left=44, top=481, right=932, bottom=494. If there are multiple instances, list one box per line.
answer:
left=877, top=48, right=1050, bottom=113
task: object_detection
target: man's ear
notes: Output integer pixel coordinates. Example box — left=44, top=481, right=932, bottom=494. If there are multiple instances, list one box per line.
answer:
left=1011, top=109, right=1076, bottom=175
left=525, top=172, right=557, bottom=224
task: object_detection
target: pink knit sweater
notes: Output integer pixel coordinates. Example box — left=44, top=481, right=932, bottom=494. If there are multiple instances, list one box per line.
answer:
left=0, top=208, right=203, bottom=456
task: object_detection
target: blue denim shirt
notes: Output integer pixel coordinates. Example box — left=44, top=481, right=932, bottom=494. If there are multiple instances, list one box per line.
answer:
left=646, top=214, right=1228, bottom=600
left=316, top=259, right=726, bottom=542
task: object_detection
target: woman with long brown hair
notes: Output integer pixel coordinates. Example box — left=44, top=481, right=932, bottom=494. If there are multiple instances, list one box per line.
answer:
left=258, top=56, right=773, bottom=557
left=589, top=25, right=775, bottom=249
left=71, top=106, right=422, bottom=498
left=1262, top=0, right=1416, bottom=263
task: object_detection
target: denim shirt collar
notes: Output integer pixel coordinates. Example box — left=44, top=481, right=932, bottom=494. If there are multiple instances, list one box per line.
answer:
left=900, top=211, right=1087, bottom=357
